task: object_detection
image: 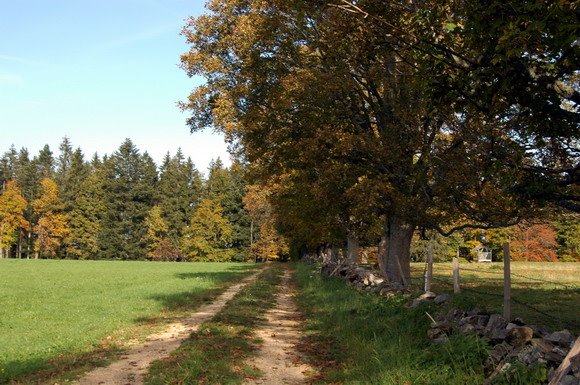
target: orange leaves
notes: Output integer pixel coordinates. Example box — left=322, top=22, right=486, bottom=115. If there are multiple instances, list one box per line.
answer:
left=32, top=178, right=69, bottom=257
left=0, top=181, right=30, bottom=251
left=511, top=222, right=558, bottom=262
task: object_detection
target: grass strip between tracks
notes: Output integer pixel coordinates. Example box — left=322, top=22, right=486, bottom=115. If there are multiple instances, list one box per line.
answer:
left=145, top=263, right=283, bottom=385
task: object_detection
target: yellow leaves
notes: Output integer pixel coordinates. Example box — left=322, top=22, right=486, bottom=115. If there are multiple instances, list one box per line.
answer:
left=0, top=181, right=30, bottom=249
left=32, top=178, right=69, bottom=257
left=183, top=198, right=235, bottom=261
left=243, top=183, right=288, bottom=261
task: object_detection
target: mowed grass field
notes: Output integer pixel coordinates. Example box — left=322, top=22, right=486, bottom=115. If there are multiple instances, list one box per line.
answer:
left=410, top=262, right=580, bottom=334
left=0, top=259, right=254, bottom=382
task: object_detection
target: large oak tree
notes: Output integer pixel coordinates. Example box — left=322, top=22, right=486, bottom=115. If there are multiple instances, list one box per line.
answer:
left=182, top=0, right=578, bottom=286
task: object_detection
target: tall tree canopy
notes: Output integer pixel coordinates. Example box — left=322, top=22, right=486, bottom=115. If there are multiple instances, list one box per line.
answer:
left=181, top=0, right=579, bottom=285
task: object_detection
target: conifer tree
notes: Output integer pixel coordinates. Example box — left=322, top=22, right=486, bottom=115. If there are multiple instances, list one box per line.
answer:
left=56, top=140, right=90, bottom=213
left=0, top=181, right=29, bottom=258
left=157, top=149, right=203, bottom=254
left=35, top=145, right=54, bottom=179
left=14, top=148, right=39, bottom=258
left=205, top=159, right=251, bottom=260
left=1, top=146, right=18, bottom=191
left=64, top=168, right=104, bottom=259
left=98, top=139, right=156, bottom=260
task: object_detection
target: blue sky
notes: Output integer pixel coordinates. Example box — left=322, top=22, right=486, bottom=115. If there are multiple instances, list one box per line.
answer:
left=0, top=0, right=230, bottom=173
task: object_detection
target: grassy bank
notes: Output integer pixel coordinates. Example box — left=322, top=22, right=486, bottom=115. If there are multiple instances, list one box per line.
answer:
left=0, top=259, right=254, bottom=383
left=409, top=262, right=580, bottom=334
left=294, top=263, right=487, bottom=385
left=145, top=263, right=283, bottom=384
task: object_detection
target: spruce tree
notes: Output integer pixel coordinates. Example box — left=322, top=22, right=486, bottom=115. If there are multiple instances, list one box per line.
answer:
left=35, top=145, right=54, bottom=179
left=158, top=149, right=203, bottom=254
left=98, top=139, right=156, bottom=260
left=64, top=168, right=104, bottom=259
left=205, top=159, right=251, bottom=260
left=1, top=146, right=18, bottom=190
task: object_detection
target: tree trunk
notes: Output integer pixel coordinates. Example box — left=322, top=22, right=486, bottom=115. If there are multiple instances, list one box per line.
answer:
left=346, top=231, right=359, bottom=263
left=26, top=231, right=32, bottom=259
left=378, top=216, right=415, bottom=288
left=330, top=244, right=339, bottom=264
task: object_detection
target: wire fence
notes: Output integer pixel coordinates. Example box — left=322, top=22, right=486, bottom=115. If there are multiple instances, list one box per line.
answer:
left=418, top=257, right=580, bottom=332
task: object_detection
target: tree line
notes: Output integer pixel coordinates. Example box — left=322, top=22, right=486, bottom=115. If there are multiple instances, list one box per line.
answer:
left=0, top=138, right=263, bottom=261
left=180, top=0, right=579, bottom=283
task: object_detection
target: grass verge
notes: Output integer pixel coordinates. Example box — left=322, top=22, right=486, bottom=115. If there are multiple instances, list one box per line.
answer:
left=144, top=263, right=284, bottom=385
left=0, top=259, right=255, bottom=384
left=294, top=262, right=488, bottom=385
left=409, top=262, right=580, bottom=334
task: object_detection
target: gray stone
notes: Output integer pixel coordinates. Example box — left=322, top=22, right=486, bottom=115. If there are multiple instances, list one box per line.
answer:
left=531, top=338, right=555, bottom=354
left=419, top=291, right=436, bottom=300
left=433, top=335, right=449, bottom=344
left=484, top=314, right=507, bottom=336
left=553, top=345, right=570, bottom=358
left=434, top=294, right=450, bottom=304
left=573, top=356, right=580, bottom=379
left=514, top=344, right=542, bottom=365
left=444, top=308, right=465, bottom=323
left=467, top=308, right=481, bottom=316
left=545, top=330, right=575, bottom=348
left=489, top=328, right=509, bottom=343
left=530, top=324, right=551, bottom=338
left=484, top=342, right=512, bottom=374
left=410, top=298, right=427, bottom=308
left=459, top=315, right=478, bottom=326
left=560, top=375, right=580, bottom=385
left=475, top=315, right=490, bottom=329
left=379, top=288, right=396, bottom=298
left=506, top=322, right=519, bottom=331
left=460, top=323, right=476, bottom=335
left=428, top=327, right=446, bottom=339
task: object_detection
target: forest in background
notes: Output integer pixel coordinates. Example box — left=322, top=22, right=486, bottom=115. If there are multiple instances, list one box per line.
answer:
left=0, top=138, right=577, bottom=263
left=0, top=138, right=257, bottom=261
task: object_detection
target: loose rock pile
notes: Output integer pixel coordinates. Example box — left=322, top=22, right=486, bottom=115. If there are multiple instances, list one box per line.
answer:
left=320, top=261, right=409, bottom=296
left=319, top=260, right=579, bottom=385
left=428, top=308, right=579, bottom=385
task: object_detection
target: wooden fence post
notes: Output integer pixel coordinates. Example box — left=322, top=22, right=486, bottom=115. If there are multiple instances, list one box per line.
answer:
left=453, top=256, right=460, bottom=293
left=424, top=241, right=434, bottom=292
left=503, top=242, right=511, bottom=321
left=548, top=337, right=580, bottom=385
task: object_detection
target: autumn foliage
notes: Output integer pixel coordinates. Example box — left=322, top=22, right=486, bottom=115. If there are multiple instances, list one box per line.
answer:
left=32, top=178, right=69, bottom=258
left=511, top=223, right=558, bottom=262
left=0, top=181, right=29, bottom=258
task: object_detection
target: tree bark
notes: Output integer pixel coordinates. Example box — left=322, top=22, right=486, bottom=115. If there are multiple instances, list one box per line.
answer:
left=378, top=216, right=415, bottom=287
left=330, top=245, right=339, bottom=263
left=346, top=231, right=359, bottom=263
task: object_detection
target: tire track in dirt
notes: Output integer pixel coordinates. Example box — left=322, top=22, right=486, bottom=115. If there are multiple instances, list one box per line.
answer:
left=74, top=270, right=262, bottom=385
left=243, top=268, right=312, bottom=385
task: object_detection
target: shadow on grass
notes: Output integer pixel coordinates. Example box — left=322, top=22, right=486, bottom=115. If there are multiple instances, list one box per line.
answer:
left=295, top=263, right=580, bottom=385
left=2, top=265, right=258, bottom=384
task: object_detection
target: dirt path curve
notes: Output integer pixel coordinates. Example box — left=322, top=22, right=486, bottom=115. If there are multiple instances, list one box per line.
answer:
left=243, top=268, right=313, bottom=385
left=74, top=269, right=263, bottom=385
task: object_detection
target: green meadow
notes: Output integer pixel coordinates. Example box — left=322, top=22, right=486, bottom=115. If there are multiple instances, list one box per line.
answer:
left=0, top=259, right=253, bottom=382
